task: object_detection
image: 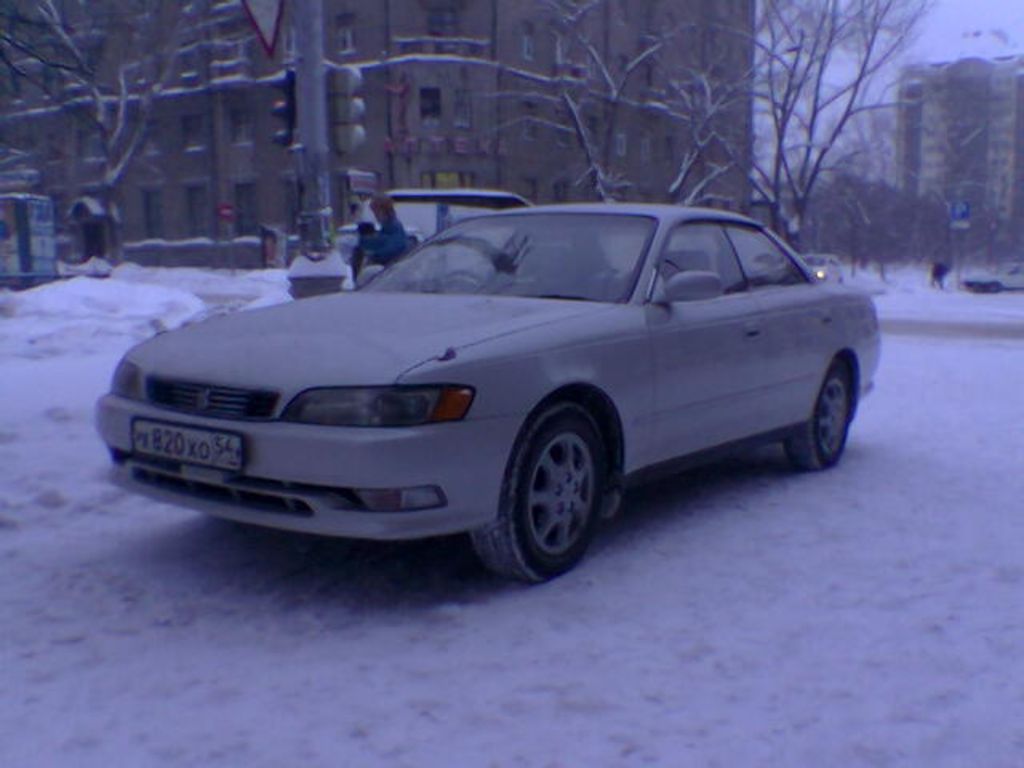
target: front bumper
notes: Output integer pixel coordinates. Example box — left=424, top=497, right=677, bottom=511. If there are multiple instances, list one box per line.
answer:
left=96, top=394, right=521, bottom=540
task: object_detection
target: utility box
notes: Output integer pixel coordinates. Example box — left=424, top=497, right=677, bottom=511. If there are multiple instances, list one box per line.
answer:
left=0, top=194, right=57, bottom=288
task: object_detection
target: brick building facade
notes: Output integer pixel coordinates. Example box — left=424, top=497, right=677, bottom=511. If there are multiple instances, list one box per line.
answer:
left=0, top=0, right=754, bottom=267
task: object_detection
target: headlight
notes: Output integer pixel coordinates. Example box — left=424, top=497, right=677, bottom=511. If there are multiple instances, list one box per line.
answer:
left=111, top=359, right=143, bottom=400
left=281, top=386, right=474, bottom=427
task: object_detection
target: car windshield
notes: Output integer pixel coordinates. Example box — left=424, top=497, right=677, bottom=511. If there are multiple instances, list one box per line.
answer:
left=363, top=213, right=656, bottom=302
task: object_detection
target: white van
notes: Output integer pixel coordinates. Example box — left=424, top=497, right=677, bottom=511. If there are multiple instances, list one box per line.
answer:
left=387, top=188, right=531, bottom=242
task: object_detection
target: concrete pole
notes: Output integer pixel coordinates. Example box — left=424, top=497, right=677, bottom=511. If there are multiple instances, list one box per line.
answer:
left=288, top=0, right=346, bottom=297
left=294, top=0, right=332, bottom=256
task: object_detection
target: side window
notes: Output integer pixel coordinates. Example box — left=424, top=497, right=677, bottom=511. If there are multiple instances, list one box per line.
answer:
left=659, top=223, right=746, bottom=294
left=725, top=227, right=807, bottom=288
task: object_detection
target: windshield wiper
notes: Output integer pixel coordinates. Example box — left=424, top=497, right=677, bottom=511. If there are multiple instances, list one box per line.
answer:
left=536, top=293, right=591, bottom=302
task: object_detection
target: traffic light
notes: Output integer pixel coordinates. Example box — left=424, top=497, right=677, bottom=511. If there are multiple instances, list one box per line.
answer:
left=271, top=69, right=297, bottom=148
left=333, top=66, right=366, bottom=154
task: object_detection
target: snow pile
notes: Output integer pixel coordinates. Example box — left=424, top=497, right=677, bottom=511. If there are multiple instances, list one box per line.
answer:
left=0, top=265, right=292, bottom=361
left=0, top=276, right=204, bottom=360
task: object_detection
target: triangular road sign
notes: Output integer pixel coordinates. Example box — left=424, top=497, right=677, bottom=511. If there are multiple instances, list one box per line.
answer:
left=241, top=0, right=285, bottom=56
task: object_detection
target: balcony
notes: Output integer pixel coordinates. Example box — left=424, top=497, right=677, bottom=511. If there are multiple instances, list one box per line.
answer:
left=394, top=36, right=490, bottom=59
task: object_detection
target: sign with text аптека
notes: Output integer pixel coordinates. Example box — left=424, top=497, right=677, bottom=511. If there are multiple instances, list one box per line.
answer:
left=241, top=0, right=285, bottom=56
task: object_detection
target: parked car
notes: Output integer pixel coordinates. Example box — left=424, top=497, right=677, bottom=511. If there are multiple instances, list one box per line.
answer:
left=96, top=205, right=880, bottom=582
left=800, top=253, right=845, bottom=283
left=387, top=188, right=531, bottom=239
left=962, top=262, right=1024, bottom=293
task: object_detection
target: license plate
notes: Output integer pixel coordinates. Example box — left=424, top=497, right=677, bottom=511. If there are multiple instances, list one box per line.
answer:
left=132, top=420, right=244, bottom=471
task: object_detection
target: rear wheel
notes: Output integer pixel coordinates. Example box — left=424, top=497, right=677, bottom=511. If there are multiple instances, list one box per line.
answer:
left=785, top=360, right=852, bottom=471
left=471, top=403, right=606, bottom=582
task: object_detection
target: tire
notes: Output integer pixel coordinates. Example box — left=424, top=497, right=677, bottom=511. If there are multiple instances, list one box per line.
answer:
left=785, top=360, right=852, bottom=471
left=471, top=403, right=606, bottom=582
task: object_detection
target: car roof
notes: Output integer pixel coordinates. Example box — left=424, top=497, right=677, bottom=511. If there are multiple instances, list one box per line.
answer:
left=474, top=202, right=760, bottom=226
left=387, top=188, right=530, bottom=203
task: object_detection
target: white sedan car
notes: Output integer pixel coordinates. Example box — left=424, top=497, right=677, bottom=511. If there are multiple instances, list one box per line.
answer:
left=962, top=262, right=1024, bottom=293
left=96, top=205, right=880, bottom=582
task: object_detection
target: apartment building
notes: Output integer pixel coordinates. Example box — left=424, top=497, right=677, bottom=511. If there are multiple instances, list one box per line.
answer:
left=0, top=0, right=754, bottom=267
left=897, top=55, right=1024, bottom=256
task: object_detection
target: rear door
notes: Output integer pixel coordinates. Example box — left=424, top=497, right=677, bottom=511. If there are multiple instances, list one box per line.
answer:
left=723, top=225, right=840, bottom=428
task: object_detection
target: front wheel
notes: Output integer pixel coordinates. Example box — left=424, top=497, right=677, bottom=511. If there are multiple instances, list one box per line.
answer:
left=785, top=361, right=852, bottom=471
left=471, top=403, right=606, bottom=582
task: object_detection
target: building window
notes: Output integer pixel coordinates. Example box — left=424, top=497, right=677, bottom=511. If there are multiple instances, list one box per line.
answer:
left=185, top=184, right=208, bottom=237
left=234, top=182, right=258, bottom=236
left=420, top=171, right=475, bottom=189
left=336, top=13, right=355, bottom=54
left=283, top=178, right=300, bottom=230
left=427, top=8, right=458, bottom=37
left=522, top=101, right=538, bottom=141
left=8, top=69, right=22, bottom=99
left=664, top=134, right=676, bottom=161
left=42, top=66, right=57, bottom=96
left=285, top=27, right=297, bottom=58
left=79, top=129, right=104, bottom=162
left=142, top=189, right=163, bottom=239
left=524, top=178, right=539, bottom=201
left=229, top=106, right=253, bottom=144
left=181, top=114, right=205, bottom=151
left=553, top=180, right=570, bottom=201
left=615, top=131, right=628, bottom=158
left=454, top=89, right=472, bottom=128
left=522, top=23, right=535, bottom=61
left=178, top=50, right=199, bottom=85
left=640, top=135, right=652, bottom=163
left=420, top=87, right=442, bottom=127
left=144, top=120, right=161, bottom=156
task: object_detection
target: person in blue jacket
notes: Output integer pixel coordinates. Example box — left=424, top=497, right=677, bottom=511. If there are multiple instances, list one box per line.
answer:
left=356, top=194, right=408, bottom=273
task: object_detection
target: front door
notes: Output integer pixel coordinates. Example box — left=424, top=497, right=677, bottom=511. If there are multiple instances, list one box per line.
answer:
left=646, top=223, right=771, bottom=464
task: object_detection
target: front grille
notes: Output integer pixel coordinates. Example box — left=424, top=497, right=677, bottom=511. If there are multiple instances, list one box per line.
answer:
left=146, top=378, right=279, bottom=419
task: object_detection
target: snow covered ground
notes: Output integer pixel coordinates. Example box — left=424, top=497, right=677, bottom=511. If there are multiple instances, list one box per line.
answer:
left=2, top=265, right=1023, bottom=767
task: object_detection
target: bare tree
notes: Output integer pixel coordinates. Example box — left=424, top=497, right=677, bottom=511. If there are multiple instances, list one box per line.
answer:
left=525, top=0, right=750, bottom=205
left=1, top=0, right=201, bottom=261
left=661, top=21, right=753, bottom=208
left=528, top=0, right=672, bottom=200
left=754, top=0, right=930, bottom=247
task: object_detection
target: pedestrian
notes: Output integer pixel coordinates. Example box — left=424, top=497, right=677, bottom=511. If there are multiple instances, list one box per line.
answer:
left=930, top=260, right=950, bottom=290
left=353, top=194, right=408, bottom=282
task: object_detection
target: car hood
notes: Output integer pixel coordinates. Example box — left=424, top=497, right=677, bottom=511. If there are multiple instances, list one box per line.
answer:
left=126, top=291, right=610, bottom=391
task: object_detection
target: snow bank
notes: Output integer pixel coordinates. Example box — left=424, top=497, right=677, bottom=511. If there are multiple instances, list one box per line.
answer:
left=0, top=266, right=292, bottom=360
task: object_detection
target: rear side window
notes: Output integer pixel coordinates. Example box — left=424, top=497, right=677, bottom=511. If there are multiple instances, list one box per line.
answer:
left=659, top=223, right=746, bottom=294
left=725, top=227, right=807, bottom=288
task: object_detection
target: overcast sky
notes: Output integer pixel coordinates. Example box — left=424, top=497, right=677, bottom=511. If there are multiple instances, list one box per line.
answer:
left=910, top=0, right=1024, bottom=63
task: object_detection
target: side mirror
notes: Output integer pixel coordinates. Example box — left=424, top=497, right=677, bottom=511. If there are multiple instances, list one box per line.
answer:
left=656, top=270, right=724, bottom=303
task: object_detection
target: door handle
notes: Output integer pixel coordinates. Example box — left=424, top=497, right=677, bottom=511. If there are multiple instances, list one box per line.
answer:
left=744, top=322, right=761, bottom=338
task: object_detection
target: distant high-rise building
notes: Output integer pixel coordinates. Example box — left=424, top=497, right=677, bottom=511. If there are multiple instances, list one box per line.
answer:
left=897, top=55, right=1024, bottom=256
